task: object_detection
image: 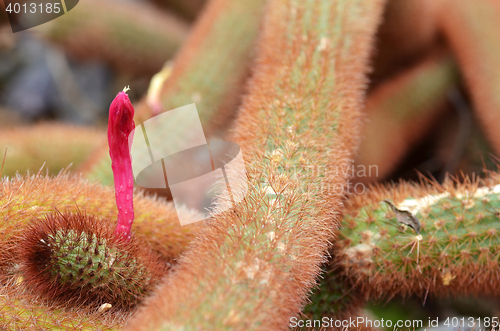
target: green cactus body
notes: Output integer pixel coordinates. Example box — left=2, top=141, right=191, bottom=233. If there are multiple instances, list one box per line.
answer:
left=0, top=173, right=199, bottom=275
left=306, top=175, right=500, bottom=318
left=20, top=212, right=165, bottom=309
left=123, top=0, right=386, bottom=329
left=47, top=230, right=149, bottom=291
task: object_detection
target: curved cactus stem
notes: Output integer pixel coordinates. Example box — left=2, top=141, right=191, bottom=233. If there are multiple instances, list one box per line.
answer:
left=307, top=171, right=500, bottom=317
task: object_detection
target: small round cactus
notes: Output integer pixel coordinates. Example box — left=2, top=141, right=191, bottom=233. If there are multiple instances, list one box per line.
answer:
left=19, top=211, right=166, bottom=309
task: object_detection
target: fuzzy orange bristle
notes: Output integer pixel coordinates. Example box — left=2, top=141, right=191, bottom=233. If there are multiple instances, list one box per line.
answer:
left=307, top=170, right=500, bottom=318
left=19, top=211, right=166, bottom=309
left=0, top=172, right=200, bottom=272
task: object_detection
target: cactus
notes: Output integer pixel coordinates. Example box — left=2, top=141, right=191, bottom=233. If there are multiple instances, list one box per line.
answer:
left=306, top=170, right=500, bottom=318
left=124, top=0, right=385, bottom=330
left=0, top=171, right=199, bottom=328
left=19, top=211, right=166, bottom=309
left=0, top=172, right=199, bottom=270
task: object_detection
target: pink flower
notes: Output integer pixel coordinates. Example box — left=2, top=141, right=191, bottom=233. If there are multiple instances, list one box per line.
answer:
left=108, top=87, right=135, bottom=242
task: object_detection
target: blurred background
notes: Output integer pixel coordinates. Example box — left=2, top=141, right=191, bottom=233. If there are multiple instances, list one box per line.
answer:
left=0, top=0, right=199, bottom=125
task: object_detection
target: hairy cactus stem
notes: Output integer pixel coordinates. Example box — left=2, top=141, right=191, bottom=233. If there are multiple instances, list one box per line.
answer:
left=307, top=171, right=500, bottom=318
left=19, top=211, right=166, bottom=309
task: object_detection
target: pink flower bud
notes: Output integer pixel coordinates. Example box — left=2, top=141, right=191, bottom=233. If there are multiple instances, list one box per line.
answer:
left=108, top=87, right=135, bottom=242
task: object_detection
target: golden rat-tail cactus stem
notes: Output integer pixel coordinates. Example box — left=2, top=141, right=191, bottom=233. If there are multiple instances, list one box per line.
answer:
left=19, top=212, right=165, bottom=309
left=32, top=0, right=189, bottom=76
left=0, top=123, right=104, bottom=178
left=357, top=53, right=459, bottom=182
left=125, top=0, right=385, bottom=330
left=82, top=0, right=268, bottom=187
left=439, top=0, right=500, bottom=155
left=307, top=171, right=500, bottom=318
